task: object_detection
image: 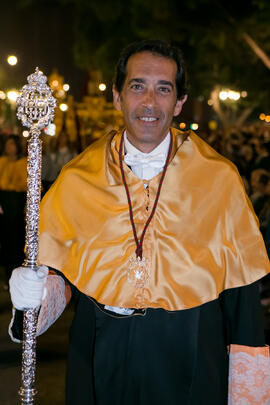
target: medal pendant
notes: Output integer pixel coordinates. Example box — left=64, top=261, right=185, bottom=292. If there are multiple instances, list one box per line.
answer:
left=127, top=256, right=150, bottom=288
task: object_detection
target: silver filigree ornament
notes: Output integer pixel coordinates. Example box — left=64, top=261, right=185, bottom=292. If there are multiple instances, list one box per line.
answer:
left=16, top=68, right=56, bottom=405
left=17, top=67, right=56, bottom=130
left=127, top=255, right=150, bottom=288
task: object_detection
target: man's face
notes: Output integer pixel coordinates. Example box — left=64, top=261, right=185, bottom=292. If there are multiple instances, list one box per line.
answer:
left=113, top=51, right=187, bottom=152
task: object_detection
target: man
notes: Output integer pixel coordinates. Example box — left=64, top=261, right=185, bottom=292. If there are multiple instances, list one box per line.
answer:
left=9, top=40, right=270, bottom=404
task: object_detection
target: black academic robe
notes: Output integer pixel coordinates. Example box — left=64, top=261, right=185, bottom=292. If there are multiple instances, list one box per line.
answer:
left=63, top=280, right=265, bottom=405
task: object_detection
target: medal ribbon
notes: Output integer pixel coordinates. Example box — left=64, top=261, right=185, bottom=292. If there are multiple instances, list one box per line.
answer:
left=119, top=131, right=173, bottom=259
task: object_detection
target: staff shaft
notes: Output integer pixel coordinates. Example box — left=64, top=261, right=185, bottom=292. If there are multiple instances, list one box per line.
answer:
left=19, top=132, right=42, bottom=405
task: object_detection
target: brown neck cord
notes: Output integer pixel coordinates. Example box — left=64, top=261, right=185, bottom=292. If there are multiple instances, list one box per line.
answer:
left=119, top=131, right=173, bottom=259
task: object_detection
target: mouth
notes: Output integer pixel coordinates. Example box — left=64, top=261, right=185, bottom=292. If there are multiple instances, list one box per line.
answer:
left=137, top=116, right=159, bottom=122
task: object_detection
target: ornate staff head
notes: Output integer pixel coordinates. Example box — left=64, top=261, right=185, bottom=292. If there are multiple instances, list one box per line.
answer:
left=16, top=67, right=56, bottom=133
left=16, top=68, right=57, bottom=270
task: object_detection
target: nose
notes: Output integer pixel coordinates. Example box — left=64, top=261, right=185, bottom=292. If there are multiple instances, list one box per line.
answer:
left=142, top=88, right=156, bottom=110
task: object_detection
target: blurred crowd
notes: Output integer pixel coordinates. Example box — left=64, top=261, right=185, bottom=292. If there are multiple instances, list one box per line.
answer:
left=0, top=131, right=78, bottom=288
left=0, top=124, right=270, bottom=339
left=201, top=124, right=270, bottom=251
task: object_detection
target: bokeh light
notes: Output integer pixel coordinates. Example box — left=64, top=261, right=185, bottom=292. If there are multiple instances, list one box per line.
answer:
left=7, top=90, right=19, bottom=103
left=99, top=83, right=106, bottom=92
left=60, top=103, right=68, bottom=112
left=7, top=55, right=18, bottom=66
left=208, top=120, right=217, bottom=130
left=190, top=123, right=199, bottom=130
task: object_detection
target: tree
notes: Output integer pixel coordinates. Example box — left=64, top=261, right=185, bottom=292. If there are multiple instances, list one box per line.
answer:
left=16, top=0, right=270, bottom=127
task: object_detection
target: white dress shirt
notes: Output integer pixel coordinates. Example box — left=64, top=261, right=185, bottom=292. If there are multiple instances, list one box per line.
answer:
left=124, top=131, right=170, bottom=181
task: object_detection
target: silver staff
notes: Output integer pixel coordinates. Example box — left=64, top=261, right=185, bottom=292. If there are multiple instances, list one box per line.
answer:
left=16, top=68, right=56, bottom=405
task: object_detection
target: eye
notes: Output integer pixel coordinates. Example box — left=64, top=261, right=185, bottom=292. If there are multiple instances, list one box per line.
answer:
left=158, top=86, right=171, bottom=93
left=130, top=83, right=144, bottom=91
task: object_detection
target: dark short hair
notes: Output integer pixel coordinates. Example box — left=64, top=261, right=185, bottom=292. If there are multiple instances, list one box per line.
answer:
left=114, top=39, right=187, bottom=100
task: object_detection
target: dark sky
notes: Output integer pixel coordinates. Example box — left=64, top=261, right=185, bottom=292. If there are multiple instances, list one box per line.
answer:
left=0, top=1, right=85, bottom=99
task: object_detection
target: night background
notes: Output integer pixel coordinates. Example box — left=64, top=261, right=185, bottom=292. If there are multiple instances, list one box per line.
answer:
left=0, top=0, right=269, bottom=118
left=1, top=1, right=270, bottom=403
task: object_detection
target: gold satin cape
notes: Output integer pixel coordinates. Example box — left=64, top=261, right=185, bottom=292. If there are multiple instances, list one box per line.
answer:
left=38, top=128, right=270, bottom=311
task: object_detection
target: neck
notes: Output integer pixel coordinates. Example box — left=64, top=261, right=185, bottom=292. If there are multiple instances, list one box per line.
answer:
left=125, top=133, right=169, bottom=154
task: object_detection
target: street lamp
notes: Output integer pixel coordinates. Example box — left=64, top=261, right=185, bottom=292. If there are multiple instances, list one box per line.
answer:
left=218, top=89, right=241, bottom=101
left=60, top=103, right=68, bottom=112
left=7, top=55, right=18, bottom=66
left=99, top=83, right=106, bottom=92
left=7, top=90, right=19, bottom=103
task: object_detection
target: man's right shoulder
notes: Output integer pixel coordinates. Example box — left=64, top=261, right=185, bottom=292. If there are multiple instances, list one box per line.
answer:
left=62, top=130, right=118, bottom=174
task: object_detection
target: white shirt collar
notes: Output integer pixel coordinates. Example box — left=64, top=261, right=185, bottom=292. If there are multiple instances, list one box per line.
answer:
left=124, top=131, right=170, bottom=157
left=123, top=131, right=170, bottom=181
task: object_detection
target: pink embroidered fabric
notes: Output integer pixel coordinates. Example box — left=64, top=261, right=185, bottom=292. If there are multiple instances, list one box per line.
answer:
left=228, top=344, right=270, bottom=404
left=36, top=274, right=71, bottom=336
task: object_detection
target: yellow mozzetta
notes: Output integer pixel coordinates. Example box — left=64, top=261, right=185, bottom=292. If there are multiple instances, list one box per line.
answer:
left=38, top=128, right=270, bottom=311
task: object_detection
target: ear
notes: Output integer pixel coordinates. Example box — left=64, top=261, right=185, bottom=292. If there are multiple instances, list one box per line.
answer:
left=113, top=86, right=122, bottom=111
left=173, top=94, right=188, bottom=117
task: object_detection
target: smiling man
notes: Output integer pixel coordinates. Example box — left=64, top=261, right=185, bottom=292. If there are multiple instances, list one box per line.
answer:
left=9, top=40, right=270, bottom=404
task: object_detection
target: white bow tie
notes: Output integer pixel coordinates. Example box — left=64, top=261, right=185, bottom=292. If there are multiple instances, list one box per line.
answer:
left=124, top=152, right=166, bottom=169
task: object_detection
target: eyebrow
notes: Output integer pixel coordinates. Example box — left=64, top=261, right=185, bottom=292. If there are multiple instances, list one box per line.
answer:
left=128, top=78, right=174, bottom=88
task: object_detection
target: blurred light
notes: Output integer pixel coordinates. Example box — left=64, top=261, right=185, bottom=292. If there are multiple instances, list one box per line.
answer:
left=241, top=91, right=247, bottom=98
left=179, top=122, right=186, bottom=129
left=57, top=90, right=65, bottom=98
left=219, top=91, right=228, bottom=101
left=99, top=83, right=106, bottom=92
left=52, top=80, right=59, bottom=88
left=190, top=123, right=199, bottom=130
left=0, top=91, right=6, bottom=100
left=7, top=90, right=19, bottom=103
left=60, top=103, right=68, bottom=112
left=44, top=123, right=56, bottom=136
left=22, top=130, right=29, bottom=138
left=207, top=99, right=213, bottom=106
left=265, top=115, right=270, bottom=123
left=259, top=113, right=266, bottom=120
left=63, top=83, right=70, bottom=91
left=228, top=91, right=240, bottom=101
left=208, top=120, right=217, bottom=130
left=7, top=55, right=18, bottom=66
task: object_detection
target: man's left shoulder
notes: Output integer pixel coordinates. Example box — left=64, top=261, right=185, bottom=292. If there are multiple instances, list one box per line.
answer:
left=174, top=128, right=240, bottom=181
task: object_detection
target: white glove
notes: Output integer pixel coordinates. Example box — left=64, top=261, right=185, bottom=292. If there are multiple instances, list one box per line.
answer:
left=9, top=266, right=49, bottom=310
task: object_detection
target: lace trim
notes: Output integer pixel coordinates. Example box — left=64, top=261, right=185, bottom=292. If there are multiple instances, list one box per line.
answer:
left=228, top=344, right=270, bottom=404
left=36, top=275, right=69, bottom=336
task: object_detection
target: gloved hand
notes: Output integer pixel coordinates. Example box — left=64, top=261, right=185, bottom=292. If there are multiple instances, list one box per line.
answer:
left=9, top=266, right=49, bottom=310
